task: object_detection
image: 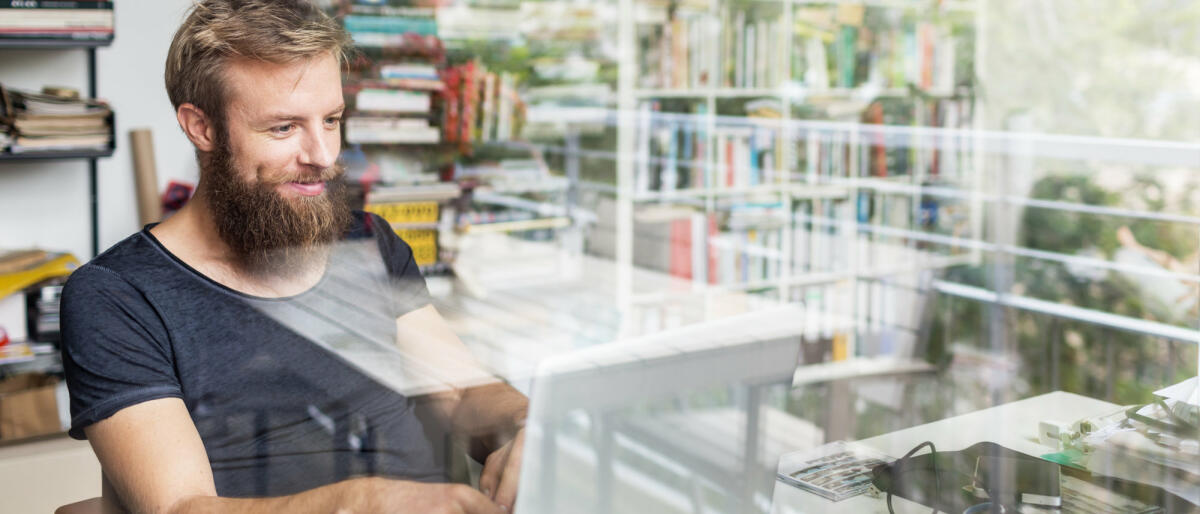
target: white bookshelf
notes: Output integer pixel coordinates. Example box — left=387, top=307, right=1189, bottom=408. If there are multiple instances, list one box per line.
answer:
left=612, top=0, right=984, bottom=349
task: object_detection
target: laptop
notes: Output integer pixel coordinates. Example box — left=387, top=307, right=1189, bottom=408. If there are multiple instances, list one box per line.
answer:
left=514, top=305, right=806, bottom=514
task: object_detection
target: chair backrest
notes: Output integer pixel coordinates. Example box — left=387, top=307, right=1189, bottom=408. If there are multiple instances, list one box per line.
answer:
left=54, top=497, right=103, bottom=514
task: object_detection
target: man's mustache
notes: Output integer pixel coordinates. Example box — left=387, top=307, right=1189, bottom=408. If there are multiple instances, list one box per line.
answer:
left=263, top=163, right=346, bottom=186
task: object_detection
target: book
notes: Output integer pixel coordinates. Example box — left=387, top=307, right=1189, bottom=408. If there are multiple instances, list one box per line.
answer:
left=355, top=88, right=431, bottom=113
left=396, top=229, right=438, bottom=267
left=367, top=182, right=460, bottom=203
left=345, top=78, right=444, bottom=92
left=776, top=441, right=892, bottom=502
left=0, top=7, right=111, bottom=33
left=380, top=63, right=439, bottom=80
left=343, top=14, right=437, bottom=36
left=10, top=133, right=109, bottom=152
left=12, top=111, right=107, bottom=131
left=8, top=87, right=108, bottom=115
left=0, top=1, right=113, bottom=9
left=345, top=116, right=439, bottom=144
left=364, top=200, right=440, bottom=225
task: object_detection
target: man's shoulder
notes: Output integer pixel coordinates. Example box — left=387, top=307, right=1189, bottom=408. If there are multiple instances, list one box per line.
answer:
left=344, top=209, right=385, bottom=241
left=64, top=230, right=169, bottom=295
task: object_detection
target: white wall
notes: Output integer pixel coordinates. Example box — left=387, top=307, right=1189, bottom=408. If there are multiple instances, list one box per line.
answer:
left=0, top=0, right=198, bottom=260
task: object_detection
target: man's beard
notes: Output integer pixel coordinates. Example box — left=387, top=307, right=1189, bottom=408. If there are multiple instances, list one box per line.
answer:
left=200, top=134, right=351, bottom=279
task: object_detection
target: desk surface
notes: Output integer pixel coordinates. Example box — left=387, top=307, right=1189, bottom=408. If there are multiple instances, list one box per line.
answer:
left=770, top=391, right=1124, bottom=514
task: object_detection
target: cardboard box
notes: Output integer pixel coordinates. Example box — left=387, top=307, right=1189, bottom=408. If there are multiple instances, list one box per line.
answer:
left=0, top=373, right=61, bottom=441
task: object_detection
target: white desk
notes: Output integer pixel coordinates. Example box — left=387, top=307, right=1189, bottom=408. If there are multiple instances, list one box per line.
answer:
left=770, top=391, right=1124, bottom=513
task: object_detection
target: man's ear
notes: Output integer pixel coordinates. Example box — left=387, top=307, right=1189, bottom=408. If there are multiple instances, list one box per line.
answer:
left=176, top=103, right=217, bottom=152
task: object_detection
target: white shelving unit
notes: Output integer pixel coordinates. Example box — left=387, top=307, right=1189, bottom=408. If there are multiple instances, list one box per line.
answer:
left=612, top=0, right=984, bottom=350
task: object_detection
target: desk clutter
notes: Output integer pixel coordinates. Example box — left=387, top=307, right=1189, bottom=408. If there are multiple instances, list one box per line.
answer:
left=0, top=84, right=113, bottom=155
left=778, top=384, right=1200, bottom=514
left=1052, top=377, right=1200, bottom=507
left=777, top=438, right=1174, bottom=513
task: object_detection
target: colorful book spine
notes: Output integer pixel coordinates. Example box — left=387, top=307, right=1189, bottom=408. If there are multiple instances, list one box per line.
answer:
left=344, top=15, right=437, bottom=36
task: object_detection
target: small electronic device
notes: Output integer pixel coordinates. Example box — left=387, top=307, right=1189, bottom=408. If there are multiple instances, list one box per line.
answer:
left=974, top=454, right=1062, bottom=508
left=872, top=441, right=1063, bottom=513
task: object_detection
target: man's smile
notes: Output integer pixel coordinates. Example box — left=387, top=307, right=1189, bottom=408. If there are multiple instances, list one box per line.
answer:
left=283, top=180, right=326, bottom=196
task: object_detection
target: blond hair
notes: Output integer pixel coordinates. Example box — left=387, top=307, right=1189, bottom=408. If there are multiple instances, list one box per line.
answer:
left=164, top=0, right=350, bottom=126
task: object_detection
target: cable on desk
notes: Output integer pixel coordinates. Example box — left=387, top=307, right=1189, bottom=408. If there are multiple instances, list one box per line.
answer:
left=888, top=440, right=939, bottom=514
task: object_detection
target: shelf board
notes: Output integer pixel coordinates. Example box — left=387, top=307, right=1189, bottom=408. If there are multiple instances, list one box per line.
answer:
left=0, top=148, right=113, bottom=161
left=632, top=184, right=849, bottom=201
left=634, top=88, right=784, bottom=99
left=0, top=37, right=112, bottom=49
left=458, top=216, right=571, bottom=234
left=633, top=86, right=916, bottom=100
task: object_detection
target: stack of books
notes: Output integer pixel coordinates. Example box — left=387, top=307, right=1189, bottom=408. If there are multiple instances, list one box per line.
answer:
left=341, top=7, right=443, bottom=146
left=345, top=71, right=440, bottom=144
left=1, top=85, right=112, bottom=154
left=0, top=0, right=113, bottom=42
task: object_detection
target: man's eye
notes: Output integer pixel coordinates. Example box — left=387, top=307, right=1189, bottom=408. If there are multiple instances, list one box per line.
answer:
left=325, top=117, right=342, bottom=126
left=272, top=124, right=295, bottom=135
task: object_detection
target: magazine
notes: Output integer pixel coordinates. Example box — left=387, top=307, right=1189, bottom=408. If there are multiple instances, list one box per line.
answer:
left=776, top=441, right=892, bottom=502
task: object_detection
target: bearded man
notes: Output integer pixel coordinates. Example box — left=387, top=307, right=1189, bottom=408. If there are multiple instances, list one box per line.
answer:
left=59, top=1, right=525, bottom=512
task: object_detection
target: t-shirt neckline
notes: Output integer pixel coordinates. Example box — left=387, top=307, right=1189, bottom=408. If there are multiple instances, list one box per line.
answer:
left=139, top=223, right=331, bottom=302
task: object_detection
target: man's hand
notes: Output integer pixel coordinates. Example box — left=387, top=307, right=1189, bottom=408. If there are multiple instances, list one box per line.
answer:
left=478, top=428, right=525, bottom=511
left=355, top=477, right=504, bottom=514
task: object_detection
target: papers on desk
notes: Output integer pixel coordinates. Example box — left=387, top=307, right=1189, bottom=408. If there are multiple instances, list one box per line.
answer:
left=1154, top=376, right=1198, bottom=405
left=775, top=441, right=891, bottom=502
left=1076, top=397, right=1200, bottom=506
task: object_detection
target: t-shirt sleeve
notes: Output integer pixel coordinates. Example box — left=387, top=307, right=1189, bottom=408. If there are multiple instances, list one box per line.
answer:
left=60, top=265, right=183, bottom=440
left=367, top=212, right=433, bottom=317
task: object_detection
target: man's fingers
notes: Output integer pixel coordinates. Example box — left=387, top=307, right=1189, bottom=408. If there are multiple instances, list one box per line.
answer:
left=452, top=484, right=505, bottom=514
left=493, top=435, right=525, bottom=510
left=478, top=446, right=508, bottom=499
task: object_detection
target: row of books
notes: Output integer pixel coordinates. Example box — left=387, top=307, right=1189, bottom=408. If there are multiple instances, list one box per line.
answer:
left=0, top=0, right=112, bottom=41
left=599, top=192, right=957, bottom=292
left=638, top=9, right=714, bottom=91
left=636, top=4, right=967, bottom=95
left=632, top=94, right=974, bottom=195
left=616, top=206, right=788, bottom=286
left=793, top=6, right=964, bottom=93
left=635, top=102, right=788, bottom=194
left=659, top=200, right=945, bottom=288
left=638, top=6, right=791, bottom=91
left=0, top=85, right=111, bottom=154
left=441, top=61, right=523, bottom=151
left=719, top=8, right=789, bottom=90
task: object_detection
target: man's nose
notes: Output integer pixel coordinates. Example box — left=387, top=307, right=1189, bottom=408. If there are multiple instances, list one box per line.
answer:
left=300, top=125, right=338, bottom=169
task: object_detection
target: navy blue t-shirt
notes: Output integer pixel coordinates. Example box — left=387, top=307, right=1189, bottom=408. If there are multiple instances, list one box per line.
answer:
left=60, top=211, right=450, bottom=497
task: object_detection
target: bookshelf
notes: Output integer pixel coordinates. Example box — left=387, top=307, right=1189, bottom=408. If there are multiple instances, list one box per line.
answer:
left=611, top=0, right=983, bottom=348
left=0, top=38, right=115, bottom=258
left=332, top=1, right=588, bottom=279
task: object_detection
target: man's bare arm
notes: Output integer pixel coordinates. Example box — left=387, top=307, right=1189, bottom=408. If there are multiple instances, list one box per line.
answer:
left=394, top=304, right=529, bottom=448
left=394, top=305, right=530, bottom=510
left=85, top=398, right=502, bottom=514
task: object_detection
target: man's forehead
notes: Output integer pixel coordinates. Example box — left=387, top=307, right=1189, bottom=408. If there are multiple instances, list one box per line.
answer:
left=222, top=53, right=342, bottom=118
